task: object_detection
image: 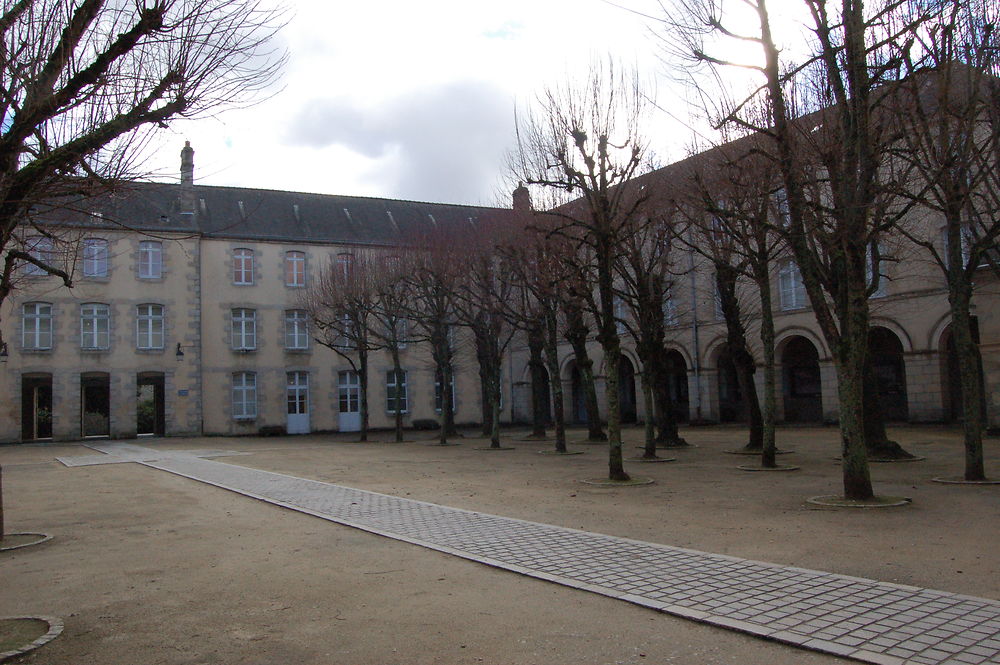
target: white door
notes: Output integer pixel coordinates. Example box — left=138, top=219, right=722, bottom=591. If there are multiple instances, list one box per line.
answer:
left=338, top=370, right=361, bottom=432
left=286, top=371, right=310, bottom=434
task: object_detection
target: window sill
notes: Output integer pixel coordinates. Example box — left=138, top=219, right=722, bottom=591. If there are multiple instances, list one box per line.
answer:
left=20, top=348, right=52, bottom=354
left=80, top=348, right=111, bottom=354
left=135, top=347, right=165, bottom=354
left=284, top=348, right=311, bottom=354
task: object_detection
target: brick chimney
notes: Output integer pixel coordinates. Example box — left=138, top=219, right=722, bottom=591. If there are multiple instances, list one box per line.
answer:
left=179, top=141, right=195, bottom=216
left=512, top=182, right=532, bottom=212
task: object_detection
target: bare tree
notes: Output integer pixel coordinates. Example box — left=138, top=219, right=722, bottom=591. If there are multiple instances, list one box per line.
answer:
left=452, top=214, right=521, bottom=449
left=890, top=0, right=1000, bottom=480
left=660, top=0, right=924, bottom=499
left=0, top=0, right=286, bottom=333
left=368, top=254, right=414, bottom=443
left=675, top=141, right=785, bottom=466
left=305, top=252, right=378, bottom=441
left=403, top=228, right=463, bottom=445
left=614, top=189, right=688, bottom=458
left=511, top=62, right=649, bottom=481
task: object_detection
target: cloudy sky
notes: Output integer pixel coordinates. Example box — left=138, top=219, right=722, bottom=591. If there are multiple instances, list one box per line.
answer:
left=147, top=0, right=799, bottom=207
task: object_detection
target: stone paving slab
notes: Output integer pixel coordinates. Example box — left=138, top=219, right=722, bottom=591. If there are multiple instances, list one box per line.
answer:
left=66, top=444, right=1000, bottom=665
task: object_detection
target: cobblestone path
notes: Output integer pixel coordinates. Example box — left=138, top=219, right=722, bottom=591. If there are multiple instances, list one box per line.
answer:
left=65, top=443, right=1000, bottom=665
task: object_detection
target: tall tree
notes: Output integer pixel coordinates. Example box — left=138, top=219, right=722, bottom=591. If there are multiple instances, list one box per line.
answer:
left=891, top=0, right=1000, bottom=480
left=305, top=252, right=378, bottom=441
left=512, top=63, right=649, bottom=481
left=0, top=0, right=286, bottom=334
left=662, top=0, right=924, bottom=498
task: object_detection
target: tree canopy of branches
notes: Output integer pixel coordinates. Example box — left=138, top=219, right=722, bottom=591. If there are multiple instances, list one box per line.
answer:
left=511, top=63, right=649, bottom=481
left=0, top=0, right=286, bottom=333
left=890, top=0, right=1000, bottom=481
left=661, top=0, right=932, bottom=499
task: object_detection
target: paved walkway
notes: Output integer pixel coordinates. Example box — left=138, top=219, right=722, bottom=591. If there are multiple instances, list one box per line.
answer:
left=62, top=443, right=1000, bottom=665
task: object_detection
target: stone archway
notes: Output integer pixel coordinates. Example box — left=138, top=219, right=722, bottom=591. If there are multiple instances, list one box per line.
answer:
left=939, top=323, right=986, bottom=423
left=869, top=327, right=908, bottom=422
left=715, top=346, right=744, bottom=423
left=567, top=361, right=588, bottom=424
left=664, top=349, right=690, bottom=423
left=780, top=336, right=823, bottom=423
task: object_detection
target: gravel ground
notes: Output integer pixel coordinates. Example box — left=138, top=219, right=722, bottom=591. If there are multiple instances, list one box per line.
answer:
left=0, top=424, right=996, bottom=665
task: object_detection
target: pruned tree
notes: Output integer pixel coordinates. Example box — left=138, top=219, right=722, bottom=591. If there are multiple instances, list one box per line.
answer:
left=368, top=254, right=414, bottom=443
left=660, top=0, right=926, bottom=499
left=305, top=252, right=378, bottom=441
left=403, top=228, right=463, bottom=445
left=890, top=0, right=1000, bottom=481
left=674, top=140, right=785, bottom=467
left=0, top=0, right=286, bottom=335
left=511, top=62, right=649, bottom=481
left=452, top=213, right=521, bottom=449
left=613, top=188, right=688, bottom=458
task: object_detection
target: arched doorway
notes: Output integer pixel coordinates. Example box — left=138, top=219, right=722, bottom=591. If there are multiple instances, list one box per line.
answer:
left=568, top=361, right=587, bottom=424
left=781, top=336, right=822, bottom=423
left=869, top=327, right=908, bottom=422
left=939, top=323, right=986, bottom=423
left=664, top=350, right=689, bottom=423
left=715, top=346, right=744, bottom=423
left=537, top=365, right=552, bottom=425
left=618, top=356, right=637, bottom=423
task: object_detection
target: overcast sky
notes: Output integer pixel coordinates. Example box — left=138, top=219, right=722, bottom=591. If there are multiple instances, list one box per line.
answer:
left=146, top=0, right=799, bottom=208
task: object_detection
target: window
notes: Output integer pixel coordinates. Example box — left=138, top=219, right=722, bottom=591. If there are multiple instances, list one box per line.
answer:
left=284, top=309, right=309, bottom=350
left=25, top=236, right=53, bottom=276
left=386, top=369, right=408, bottom=413
left=138, top=241, right=162, bottom=279
left=336, top=313, right=355, bottom=350
left=773, top=188, right=790, bottom=227
left=285, top=251, right=306, bottom=287
left=80, top=303, right=110, bottom=350
left=713, top=281, right=725, bottom=320
left=867, top=243, right=886, bottom=298
left=233, top=248, right=254, bottom=285
left=22, top=302, right=52, bottom=350
left=435, top=370, right=456, bottom=413
left=231, top=308, right=257, bottom=350
left=663, top=294, right=678, bottom=328
left=136, top=304, right=164, bottom=350
left=779, top=261, right=807, bottom=310
left=336, top=252, right=354, bottom=279
left=232, top=372, right=257, bottom=419
left=82, top=238, right=109, bottom=277
left=614, top=297, right=627, bottom=334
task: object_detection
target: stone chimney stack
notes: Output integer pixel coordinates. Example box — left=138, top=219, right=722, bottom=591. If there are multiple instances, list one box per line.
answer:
left=179, top=141, right=195, bottom=216
left=512, top=182, right=532, bottom=212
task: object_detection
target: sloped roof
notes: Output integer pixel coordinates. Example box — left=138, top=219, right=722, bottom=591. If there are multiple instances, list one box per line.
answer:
left=36, top=181, right=513, bottom=246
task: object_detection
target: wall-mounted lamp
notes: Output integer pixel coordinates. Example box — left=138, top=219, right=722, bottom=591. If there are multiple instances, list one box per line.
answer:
left=175, top=342, right=185, bottom=362
left=0, top=342, right=8, bottom=363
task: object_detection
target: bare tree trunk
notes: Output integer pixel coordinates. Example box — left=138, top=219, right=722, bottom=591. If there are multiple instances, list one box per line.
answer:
left=838, top=330, right=876, bottom=500
left=756, top=275, right=778, bottom=468
left=640, top=369, right=657, bottom=458
left=390, top=347, right=404, bottom=443
left=0, top=464, right=4, bottom=540
left=715, top=265, right=763, bottom=450
left=527, top=324, right=548, bottom=438
left=862, top=361, right=914, bottom=459
left=949, top=286, right=987, bottom=480
left=543, top=309, right=567, bottom=453
left=597, top=239, right=629, bottom=481
left=564, top=306, right=607, bottom=441
left=359, top=349, right=369, bottom=442
left=490, top=373, right=503, bottom=449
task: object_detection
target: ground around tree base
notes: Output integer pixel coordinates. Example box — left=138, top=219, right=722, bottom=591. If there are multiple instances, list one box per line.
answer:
left=0, top=424, right=996, bottom=665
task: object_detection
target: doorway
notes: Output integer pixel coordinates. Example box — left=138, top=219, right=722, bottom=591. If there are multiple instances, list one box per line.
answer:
left=21, top=374, right=53, bottom=440
left=81, top=373, right=111, bottom=437
left=337, top=370, right=360, bottom=432
left=286, top=371, right=311, bottom=434
left=136, top=373, right=165, bottom=436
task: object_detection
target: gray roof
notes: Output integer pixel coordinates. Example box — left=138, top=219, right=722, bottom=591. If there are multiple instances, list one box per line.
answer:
left=38, top=181, right=512, bottom=246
